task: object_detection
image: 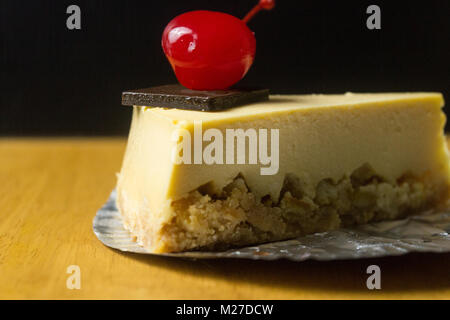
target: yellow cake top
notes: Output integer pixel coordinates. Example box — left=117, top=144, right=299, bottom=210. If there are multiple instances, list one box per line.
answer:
left=142, top=92, right=444, bottom=122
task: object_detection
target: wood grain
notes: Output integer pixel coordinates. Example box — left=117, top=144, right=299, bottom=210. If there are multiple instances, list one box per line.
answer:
left=0, top=137, right=449, bottom=299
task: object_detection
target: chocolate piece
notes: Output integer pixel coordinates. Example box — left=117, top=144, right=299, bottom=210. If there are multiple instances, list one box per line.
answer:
left=122, top=84, right=269, bottom=111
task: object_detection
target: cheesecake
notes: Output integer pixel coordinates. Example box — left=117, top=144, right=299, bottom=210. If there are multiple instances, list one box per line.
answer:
left=117, top=92, right=450, bottom=253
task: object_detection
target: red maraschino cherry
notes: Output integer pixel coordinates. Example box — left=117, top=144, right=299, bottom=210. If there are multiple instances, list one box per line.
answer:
left=162, top=0, right=275, bottom=90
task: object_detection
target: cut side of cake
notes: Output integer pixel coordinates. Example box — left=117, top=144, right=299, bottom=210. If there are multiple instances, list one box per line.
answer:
left=117, top=92, right=450, bottom=253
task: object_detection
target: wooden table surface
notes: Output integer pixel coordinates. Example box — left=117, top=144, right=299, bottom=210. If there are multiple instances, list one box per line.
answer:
left=0, top=137, right=449, bottom=300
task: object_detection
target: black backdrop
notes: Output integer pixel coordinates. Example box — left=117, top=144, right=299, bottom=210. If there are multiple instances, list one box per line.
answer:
left=1, top=0, right=449, bottom=135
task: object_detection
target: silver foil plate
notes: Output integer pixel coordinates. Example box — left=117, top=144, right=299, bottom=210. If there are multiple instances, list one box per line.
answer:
left=93, top=190, right=450, bottom=261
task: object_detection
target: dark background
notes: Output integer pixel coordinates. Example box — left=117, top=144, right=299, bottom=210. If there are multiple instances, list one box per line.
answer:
left=1, top=0, right=449, bottom=135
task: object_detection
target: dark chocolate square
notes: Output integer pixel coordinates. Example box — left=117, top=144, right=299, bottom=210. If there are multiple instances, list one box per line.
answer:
left=122, top=84, right=269, bottom=111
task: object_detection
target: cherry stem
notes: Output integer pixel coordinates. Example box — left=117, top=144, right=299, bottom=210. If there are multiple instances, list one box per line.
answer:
left=242, top=4, right=261, bottom=24
left=242, top=0, right=275, bottom=24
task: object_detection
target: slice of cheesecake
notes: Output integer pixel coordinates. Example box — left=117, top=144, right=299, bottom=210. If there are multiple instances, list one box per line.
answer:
left=117, top=92, right=450, bottom=253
